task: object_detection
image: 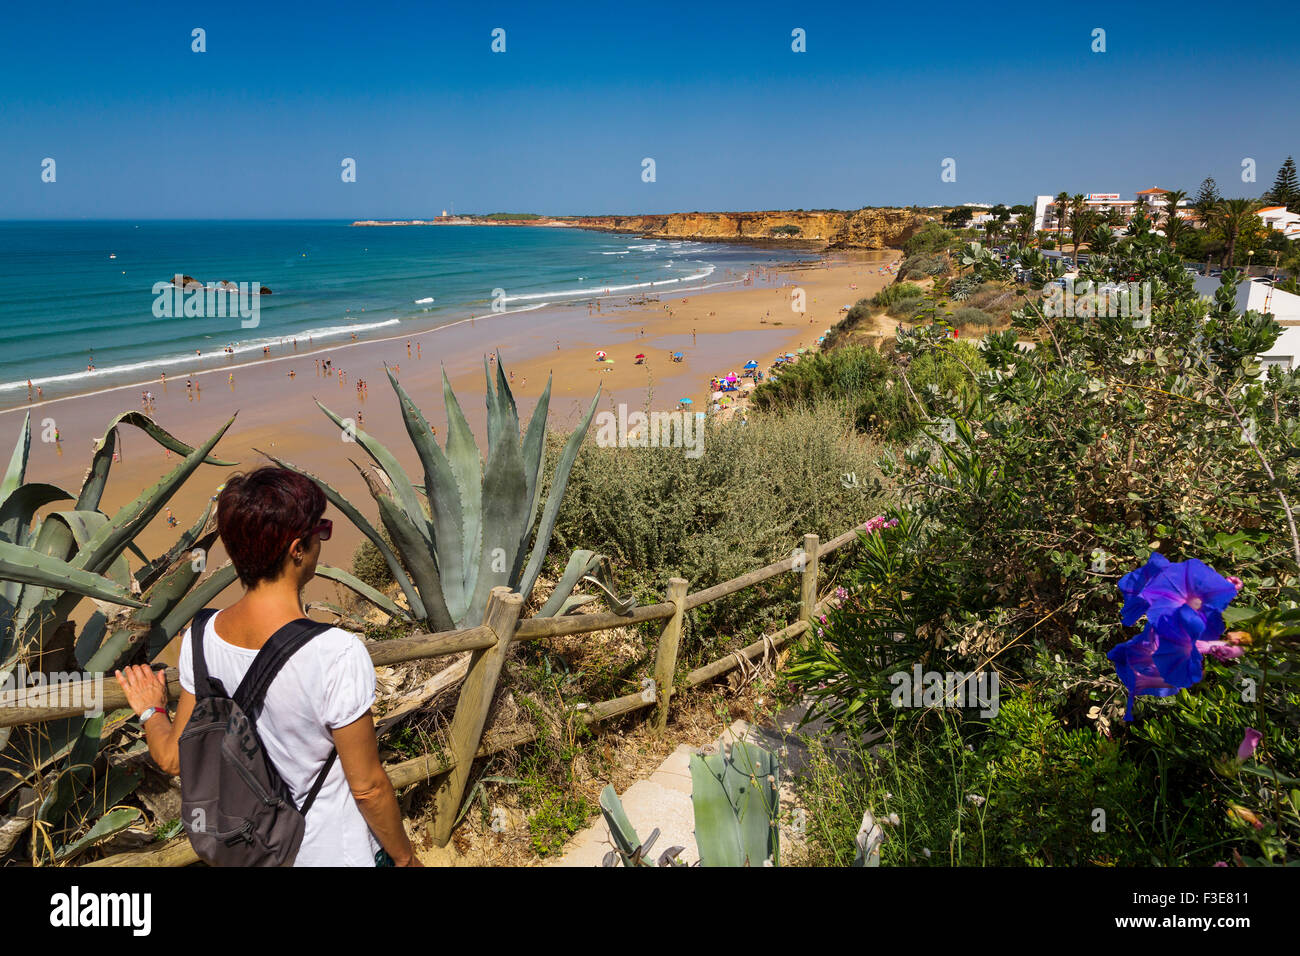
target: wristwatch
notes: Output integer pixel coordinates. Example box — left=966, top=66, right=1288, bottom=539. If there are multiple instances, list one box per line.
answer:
left=138, top=707, right=165, bottom=726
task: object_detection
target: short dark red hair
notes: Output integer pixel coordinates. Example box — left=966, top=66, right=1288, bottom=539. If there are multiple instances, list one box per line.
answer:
left=217, top=467, right=326, bottom=588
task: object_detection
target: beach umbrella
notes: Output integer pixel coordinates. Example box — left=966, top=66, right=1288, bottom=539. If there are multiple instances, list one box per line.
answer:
left=726, top=372, right=738, bottom=382
left=679, top=397, right=693, bottom=405
left=785, top=352, right=795, bottom=358
left=673, top=352, right=684, bottom=358
left=595, top=350, right=607, bottom=360
left=743, top=360, right=758, bottom=370
left=635, top=353, right=646, bottom=359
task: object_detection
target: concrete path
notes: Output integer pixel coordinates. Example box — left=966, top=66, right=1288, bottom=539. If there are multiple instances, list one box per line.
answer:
left=551, top=700, right=848, bottom=867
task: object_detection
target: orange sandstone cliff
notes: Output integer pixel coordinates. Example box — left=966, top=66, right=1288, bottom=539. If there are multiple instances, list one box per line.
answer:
left=559, top=208, right=930, bottom=249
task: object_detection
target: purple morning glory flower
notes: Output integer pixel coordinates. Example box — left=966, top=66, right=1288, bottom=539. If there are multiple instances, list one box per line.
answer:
left=1148, top=605, right=1206, bottom=691
left=1117, top=552, right=1170, bottom=626
left=1107, top=627, right=1181, bottom=722
left=1140, top=558, right=1237, bottom=642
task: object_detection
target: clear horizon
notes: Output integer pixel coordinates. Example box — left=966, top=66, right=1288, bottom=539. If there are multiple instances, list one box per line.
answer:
left=3, top=0, right=1296, bottom=219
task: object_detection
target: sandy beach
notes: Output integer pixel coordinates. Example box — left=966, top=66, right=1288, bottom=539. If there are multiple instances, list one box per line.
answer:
left=2, top=247, right=897, bottom=648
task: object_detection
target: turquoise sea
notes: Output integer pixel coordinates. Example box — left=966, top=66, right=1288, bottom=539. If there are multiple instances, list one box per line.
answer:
left=0, top=221, right=809, bottom=403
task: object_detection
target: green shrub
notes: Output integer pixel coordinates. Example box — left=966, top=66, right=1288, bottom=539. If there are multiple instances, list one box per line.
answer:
left=951, top=306, right=993, bottom=330
left=873, top=282, right=923, bottom=308
left=903, top=222, right=957, bottom=256
left=551, top=401, right=892, bottom=662
left=351, top=527, right=398, bottom=592
left=900, top=254, right=949, bottom=280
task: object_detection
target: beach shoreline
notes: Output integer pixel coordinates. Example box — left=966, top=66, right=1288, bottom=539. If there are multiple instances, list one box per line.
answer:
left=8, top=247, right=899, bottom=653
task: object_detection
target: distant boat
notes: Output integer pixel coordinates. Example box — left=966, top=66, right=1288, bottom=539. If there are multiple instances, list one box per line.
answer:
left=415, top=297, right=434, bottom=305
left=109, top=254, right=116, bottom=259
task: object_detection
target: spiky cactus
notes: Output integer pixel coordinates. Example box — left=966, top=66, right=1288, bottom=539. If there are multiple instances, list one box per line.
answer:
left=265, top=355, right=630, bottom=630
left=0, top=411, right=239, bottom=861
left=598, top=741, right=881, bottom=867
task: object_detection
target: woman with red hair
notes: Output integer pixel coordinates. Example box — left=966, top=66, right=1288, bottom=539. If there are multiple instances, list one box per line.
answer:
left=116, top=467, right=420, bottom=867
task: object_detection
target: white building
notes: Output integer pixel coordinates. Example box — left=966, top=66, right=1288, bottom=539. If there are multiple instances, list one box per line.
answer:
left=1193, top=275, right=1300, bottom=324
left=1259, top=325, right=1300, bottom=371
left=1257, top=206, right=1300, bottom=241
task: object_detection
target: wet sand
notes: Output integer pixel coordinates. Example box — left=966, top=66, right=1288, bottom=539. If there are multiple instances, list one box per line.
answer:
left=2, top=249, right=897, bottom=650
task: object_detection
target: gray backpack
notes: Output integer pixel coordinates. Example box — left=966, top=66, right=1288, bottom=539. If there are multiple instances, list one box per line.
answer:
left=178, top=609, right=337, bottom=867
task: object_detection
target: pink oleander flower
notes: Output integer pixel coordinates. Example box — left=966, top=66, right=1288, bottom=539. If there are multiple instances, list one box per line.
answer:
left=1196, top=639, right=1245, bottom=662
left=1237, top=727, right=1262, bottom=762
left=818, top=614, right=828, bottom=625
left=835, top=586, right=849, bottom=601
left=816, top=627, right=824, bottom=638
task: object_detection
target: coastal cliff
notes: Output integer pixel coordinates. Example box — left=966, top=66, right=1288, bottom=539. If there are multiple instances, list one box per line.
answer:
left=559, top=208, right=930, bottom=249
left=352, top=208, right=932, bottom=250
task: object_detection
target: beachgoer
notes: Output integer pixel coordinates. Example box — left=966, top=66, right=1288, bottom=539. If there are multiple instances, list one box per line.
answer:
left=114, top=468, right=421, bottom=867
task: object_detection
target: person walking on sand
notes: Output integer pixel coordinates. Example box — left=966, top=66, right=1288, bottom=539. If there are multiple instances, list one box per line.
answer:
left=114, top=468, right=422, bottom=867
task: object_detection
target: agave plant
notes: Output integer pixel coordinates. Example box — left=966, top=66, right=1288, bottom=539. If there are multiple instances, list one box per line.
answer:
left=598, top=740, right=881, bottom=867
left=265, top=356, right=630, bottom=631
left=0, top=411, right=239, bottom=861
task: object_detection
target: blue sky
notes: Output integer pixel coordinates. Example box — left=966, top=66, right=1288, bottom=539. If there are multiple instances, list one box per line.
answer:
left=2, top=0, right=1296, bottom=218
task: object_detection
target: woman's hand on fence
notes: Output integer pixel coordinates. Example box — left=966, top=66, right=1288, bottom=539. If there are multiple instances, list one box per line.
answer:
left=115, top=665, right=169, bottom=716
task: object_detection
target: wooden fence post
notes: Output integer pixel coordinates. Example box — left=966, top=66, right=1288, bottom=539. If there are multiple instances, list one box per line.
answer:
left=429, top=586, right=523, bottom=847
left=799, top=533, right=820, bottom=627
left=652, top=578, right=689, bottom=732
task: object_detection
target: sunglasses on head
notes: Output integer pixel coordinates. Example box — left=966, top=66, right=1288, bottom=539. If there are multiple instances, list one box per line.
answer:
left=303, top=518, right=332, bottom=542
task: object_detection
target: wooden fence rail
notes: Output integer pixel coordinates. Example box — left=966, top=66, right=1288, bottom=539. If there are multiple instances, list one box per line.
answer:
left=27, top=518, right=881, bottom=867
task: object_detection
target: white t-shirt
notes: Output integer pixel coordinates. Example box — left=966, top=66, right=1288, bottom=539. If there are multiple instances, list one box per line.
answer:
left=179, top=613, right=380, bottom=867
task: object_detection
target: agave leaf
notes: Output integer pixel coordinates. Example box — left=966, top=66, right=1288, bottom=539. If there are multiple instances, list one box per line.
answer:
left=441, top=367, right=483, bottom=606
left=315, top=399, right=431, bottom=549
left=536, top=550, right=600, bottom=617
left=150, top=561, right=239, bottom=659
left=135, top=499, right=215, bottom=591
left=493, top=350, right=521, bottom=441
left=72, top=415, right=235, bottom=578
left=0, top=483, right=73, bottom=608
left=0, top=413, right=31, bottom=509
left=77, top=412, right=237, bottom=513
left=689, top=752, right=746, bottom=867
left=85, top=527, right=223, bottom=672
left=463, top=394, right=528, bottom=627
left=55, top=806, right=143, bottom=862
left=257, top=449, right=426, bottom=621
left=517, top=386, right=601, bottom=602
left=0, top=482, right=68, bottom=547
left=73, top=611, right=108, bottom=669
left=385, top=368, right=469, bottom=623
left=37, top=714, right=103, bottom=827
left=514, top=375, right=552, bottom=580
left=723, top=741, right=779, bottom=866
left=536, top=550, right=634, bottom=618
left=598, top=783, right=645, bottom=867
left=0, top=539, right=143, bottom=609
left=315, top=563, right=409, bottom=621
left=376, top=493, right=453, bottom=632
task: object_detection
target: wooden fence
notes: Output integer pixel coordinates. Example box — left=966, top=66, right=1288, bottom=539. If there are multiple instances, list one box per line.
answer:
left=3, top=520, right=876, bottom=867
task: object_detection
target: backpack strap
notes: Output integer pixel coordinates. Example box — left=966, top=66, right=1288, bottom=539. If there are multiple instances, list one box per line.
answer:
left=188, top=608, right=225, bottom=699
left=232, top=618, right=339, bottom=816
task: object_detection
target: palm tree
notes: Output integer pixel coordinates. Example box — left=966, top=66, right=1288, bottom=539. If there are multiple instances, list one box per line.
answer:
left=1208, top=199, right=1263, bottom=267
left=1054, top=191, right=1071, bottom=245
left=1014, top=209, right=1035, bottom=245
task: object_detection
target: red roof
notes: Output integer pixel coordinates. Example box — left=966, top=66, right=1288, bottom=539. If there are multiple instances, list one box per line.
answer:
left=1135, top=187, right=1169, bottom=195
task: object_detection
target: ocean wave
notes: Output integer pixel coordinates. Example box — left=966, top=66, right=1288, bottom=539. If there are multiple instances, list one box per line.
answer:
left=0, top=317, right=401, bottom=393
left=500, top=265, right=717, bottom=303
left=414, top=296, right=434, bottom=304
